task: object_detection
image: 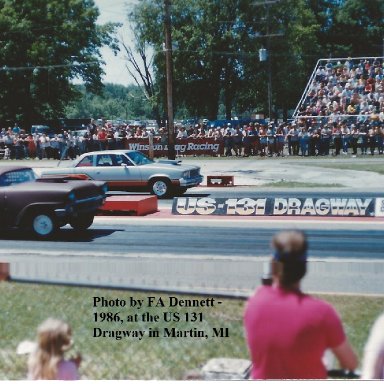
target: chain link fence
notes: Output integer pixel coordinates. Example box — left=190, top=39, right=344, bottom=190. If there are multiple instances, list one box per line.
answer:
left=1, top=278, right=383, bottom=379
left=0, top=280, right=249, bottom=380
left=1, top=257, right=383, bottom=380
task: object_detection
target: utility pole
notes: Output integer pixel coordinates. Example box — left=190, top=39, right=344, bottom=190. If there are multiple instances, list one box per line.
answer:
left=164, top=0, right=175, bottom=160
left=266, top=2, right=272, bottom=122
left=254, top=0, right=281, bottom=122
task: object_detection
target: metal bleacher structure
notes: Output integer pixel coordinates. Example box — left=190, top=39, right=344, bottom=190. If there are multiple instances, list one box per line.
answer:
left=292, top=56, right=384, bottom=123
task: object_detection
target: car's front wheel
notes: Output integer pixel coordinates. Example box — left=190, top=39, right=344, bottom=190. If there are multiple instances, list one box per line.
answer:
left=30, top=212, right=57, bottom=239
left=69, top=214, right=95, bottom=230
left=149, top=178, right=171, bottom=198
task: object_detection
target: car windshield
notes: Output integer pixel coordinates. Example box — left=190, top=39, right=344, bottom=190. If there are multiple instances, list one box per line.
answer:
left=126, top=151, right=154, bottom=165
left=0, top=169, right=36, bottom=187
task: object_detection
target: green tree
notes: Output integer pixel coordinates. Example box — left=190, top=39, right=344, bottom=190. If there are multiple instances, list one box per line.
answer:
left=0, top=0, right=119, bottom=129
left=308, top=0, right=384, bottom=58
left=130, top=0, right=245, bottom=120
left=267, top=0, right=320, bottom=119
left=65, top=83, right=153, bottom=120
left=232, top=0, right=320, bottom=120
left=129, top=0, right=320, bottom=121
left=121, top=25, right=162, bottom=126
left=333, top=0, right=384, bottom=57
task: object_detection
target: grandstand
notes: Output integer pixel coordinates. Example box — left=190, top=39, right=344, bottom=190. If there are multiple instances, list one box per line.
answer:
left=292, top=56, right=384, bottom=125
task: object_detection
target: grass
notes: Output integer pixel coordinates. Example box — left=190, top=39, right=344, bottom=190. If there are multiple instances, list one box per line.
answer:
left=0, top=281, right=383, bottom=380
left=186, top=154, right=384, bottom=181
left=311, top=162, right=384, bottom=175
left=261, top=181, right=345, bottom=188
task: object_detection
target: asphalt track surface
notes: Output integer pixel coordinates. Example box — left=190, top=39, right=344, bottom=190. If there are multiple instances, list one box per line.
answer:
left=2, top=213, right=383, bottom=297
left=1, top=158, right=384, bottom=297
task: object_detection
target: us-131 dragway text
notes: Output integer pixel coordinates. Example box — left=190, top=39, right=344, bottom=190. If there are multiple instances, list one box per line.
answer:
left=91, top=295, right=230, bottom=341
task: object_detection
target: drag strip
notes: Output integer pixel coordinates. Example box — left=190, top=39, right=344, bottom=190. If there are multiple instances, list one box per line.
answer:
left=1, top=217, right=383, bottom=296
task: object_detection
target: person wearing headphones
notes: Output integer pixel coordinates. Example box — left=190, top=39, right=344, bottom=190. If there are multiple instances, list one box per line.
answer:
left=244, top=230, right=358, bottom=379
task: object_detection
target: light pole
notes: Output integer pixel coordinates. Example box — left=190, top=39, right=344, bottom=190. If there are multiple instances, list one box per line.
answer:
left=164, top=0, right=175, bottom=160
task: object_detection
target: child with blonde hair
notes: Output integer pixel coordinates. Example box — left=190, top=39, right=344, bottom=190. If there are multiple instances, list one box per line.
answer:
left=28, top=318, right=81, bottom=380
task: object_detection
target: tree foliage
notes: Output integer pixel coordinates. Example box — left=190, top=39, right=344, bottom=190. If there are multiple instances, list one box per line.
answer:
left=309, top=0, right=384, bottom=58
left=122, top=0, right=384, bottom=121
left=121, top=24, right=162, bottom=125
left=127, top=0, right=321, bottom=121
left=65, top=83, right=153, bottom=120
left=0, top=0, right=119, bottom=128
left=332, top=0, right=383, bottom=58
left=48, top=0, right=384, bottom=122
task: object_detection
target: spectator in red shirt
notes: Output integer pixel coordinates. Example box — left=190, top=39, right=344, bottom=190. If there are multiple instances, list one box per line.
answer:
left=244, top=230, right=358, bottom=379
left=97, top=127, right=107, bottom=150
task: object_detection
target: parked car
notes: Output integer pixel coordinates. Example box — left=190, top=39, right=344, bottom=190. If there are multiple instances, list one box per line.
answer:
left=30, top=125, right=57, bottom=138
left=69, top=129, right=88, bottom=138
left=40, top=150, right=203, bottom=198
left=0, top=165, right=107, bottom=239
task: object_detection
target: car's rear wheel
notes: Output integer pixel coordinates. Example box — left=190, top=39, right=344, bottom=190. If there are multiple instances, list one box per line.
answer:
left=70, top=214, right=94, bottom=230
left=30, top=212, right=57, bottom=239
left=149, top=178, right=171, bottom=198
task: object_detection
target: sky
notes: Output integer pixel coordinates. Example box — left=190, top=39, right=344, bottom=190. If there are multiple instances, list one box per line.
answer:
left=93, top=0, right=136, bottom=86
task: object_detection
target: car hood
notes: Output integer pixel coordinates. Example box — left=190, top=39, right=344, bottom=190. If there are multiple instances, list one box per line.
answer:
left=2, top=180, right=104, bottom=196
left=145, top=161, right=200, bottom=172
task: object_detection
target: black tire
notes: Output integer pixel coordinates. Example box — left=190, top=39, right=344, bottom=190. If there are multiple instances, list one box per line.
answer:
left=29, top=211, right=57, bottom=239
left=149, top=178, right=171, bottom=198
left=69, top=214, right=94, bottom=230
left=173, top=187, right=188, bottom=196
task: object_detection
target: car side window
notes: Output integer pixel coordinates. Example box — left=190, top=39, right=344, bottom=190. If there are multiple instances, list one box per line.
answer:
left=96, top=154, right=113, bottom=167
left=114, top=154, right=133, bottom=166
left=76, top=155, right=93, bottom=167
left=109, top=154, right=119, bottom=166
left=0, top=170, right=35, bottom=186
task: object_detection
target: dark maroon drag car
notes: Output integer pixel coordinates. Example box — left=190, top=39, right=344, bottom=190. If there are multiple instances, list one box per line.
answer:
left=0, top=165, right=107, bottom=239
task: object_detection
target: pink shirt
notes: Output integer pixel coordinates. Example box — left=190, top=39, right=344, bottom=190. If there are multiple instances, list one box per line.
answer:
left=57, top=360, right=79, bottom=380
left=244, top=285, right=345, bottom=379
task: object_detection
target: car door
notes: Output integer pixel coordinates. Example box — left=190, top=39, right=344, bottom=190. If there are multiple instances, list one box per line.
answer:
left=69, top=154, right=95, bottom=178
left=82, top=153, right=143, bottom=189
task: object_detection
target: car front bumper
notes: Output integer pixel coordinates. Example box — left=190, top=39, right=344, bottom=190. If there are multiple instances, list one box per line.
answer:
left=179, top=175, right=204, bottom=187
left=54, top=195, right=105, bottom=218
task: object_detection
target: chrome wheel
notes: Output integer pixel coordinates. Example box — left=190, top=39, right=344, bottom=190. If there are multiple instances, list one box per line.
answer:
left=31, top=213, right=56, bottom=238
left=150, top=179, right=169, bottom=198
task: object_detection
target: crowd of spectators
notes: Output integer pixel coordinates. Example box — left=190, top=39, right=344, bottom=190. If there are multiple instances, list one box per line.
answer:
left=0, top=120, right=156, bottom=161
left=205, top=119, right=383, bottom=157
left=0, top=57, right=383, bottom=160
left=0, top=117, right=383, bottom=160
left=298, top=57, right=384, bottom=122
